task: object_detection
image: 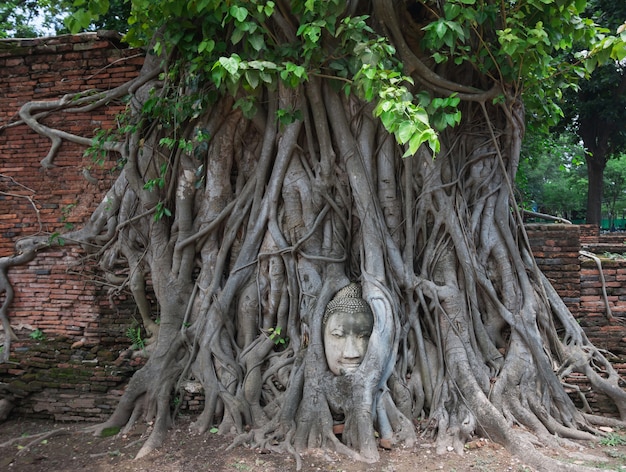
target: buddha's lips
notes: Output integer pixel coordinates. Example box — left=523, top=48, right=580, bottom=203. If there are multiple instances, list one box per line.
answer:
left=339, top=363, right=361, bottom=374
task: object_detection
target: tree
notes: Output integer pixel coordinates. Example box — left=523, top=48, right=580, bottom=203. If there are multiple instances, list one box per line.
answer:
left=603, top=156, right=626, bottom=228
left=4, top=1, right=626, bottom=471
left=518, top=128, right=587, bottom=221
left=0, top=0, right=58, bottom=38
left=563, top=0, right=626, bottom=225
left=0, top=0, right=131, bottom=38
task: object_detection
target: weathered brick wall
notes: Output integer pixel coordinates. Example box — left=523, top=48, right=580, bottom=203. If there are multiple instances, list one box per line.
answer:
left=0, top=32, right=146, bottom=420
left=525, top=224, right=581, bottom=313
left=526, top=224, right=626, bottom=416
left=579, top=224, right=600, bottom=245
left=576, top=260, right=626, bottom=415
left=1, top=32, right=143, bottom=338
left=6, top=336, right=144, bottom=421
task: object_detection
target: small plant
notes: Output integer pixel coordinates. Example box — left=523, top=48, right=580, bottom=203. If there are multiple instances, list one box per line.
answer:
left=100, top=426, right=121, bottom=438
left=600, top=432, right=626, bottom=447
left=126, top=325, right=145, bottom=350
left=267, top=326, right=288, bottom=346
left=231, top=462, right=251, bottom=471
left=29, top=329, right=46, bottom=341
left=60, top=203, right=76, bottom=231
left=602, top=252, right=626, bottom=261
left=153, top=201, right=172, bottom=221
left=48, top=232, right=65, bottom=246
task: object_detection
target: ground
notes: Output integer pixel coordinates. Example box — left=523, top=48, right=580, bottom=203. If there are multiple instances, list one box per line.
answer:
left=1, top=416, right=625, bottom=472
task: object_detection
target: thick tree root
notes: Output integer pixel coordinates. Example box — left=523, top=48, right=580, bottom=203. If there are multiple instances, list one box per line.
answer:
left=0, top=397, right=13, bottom=423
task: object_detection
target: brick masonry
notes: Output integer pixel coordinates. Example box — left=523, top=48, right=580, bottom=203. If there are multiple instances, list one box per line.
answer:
left=526, top=224, right=626, bottom=416
left=0, top=34, right=624, bottom=422
left=0, top=32, right=147, bottom=421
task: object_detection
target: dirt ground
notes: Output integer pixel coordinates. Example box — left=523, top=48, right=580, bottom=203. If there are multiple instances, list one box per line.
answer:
left=1, top=415, right=625, bottom=472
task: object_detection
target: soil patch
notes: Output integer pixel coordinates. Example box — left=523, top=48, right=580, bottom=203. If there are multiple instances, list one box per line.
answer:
left=1, top=416, right=625, bottom=471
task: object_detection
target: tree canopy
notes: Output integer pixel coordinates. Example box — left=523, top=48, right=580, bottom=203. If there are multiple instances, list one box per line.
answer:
left=4, top=1, right=626, bottom=471
left=518, top=128, right=587, bottom=222
left=557, top=0, right=626, bottom=225
left=0, top=0, right=130, bottom=38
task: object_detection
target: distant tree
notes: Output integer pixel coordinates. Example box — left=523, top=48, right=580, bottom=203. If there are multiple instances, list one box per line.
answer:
left=518, top=129, right=587, bottom=221
left=61, top=0, right=131, bottom=34
left=562, top=0, right=626, bottom=225
left=0, top=0, right=58, bottom=38
left=0, top=0, right=130, bottom=38
left=603, top=156, right=626, bottom=228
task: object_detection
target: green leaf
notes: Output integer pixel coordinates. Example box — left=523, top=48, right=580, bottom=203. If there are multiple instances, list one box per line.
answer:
left=248, top=34, right=264, bottom=51
left=404, top=130, right=426, bottom=157
left=397, top=121, right=416, bottom=145
left=230, top=5, right=248, bottom=22
left=231, top=27, right=245, bottom=45
left=219, top=56, right=241, bottom=75
left=198, top=40, right=215, bottom=54
left=434, top=20, right=448, bottom=40
left=574, top=0, right=587, bottom=13
left=245, top=70, right=259, bottom=88
left=413, top=108, right=430, bottom=125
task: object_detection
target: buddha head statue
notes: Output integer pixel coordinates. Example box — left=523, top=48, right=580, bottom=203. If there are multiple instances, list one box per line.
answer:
left=323, top=283, right=374, bottom=376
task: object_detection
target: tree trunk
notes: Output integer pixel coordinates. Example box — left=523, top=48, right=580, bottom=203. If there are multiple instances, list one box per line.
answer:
left=584, top=147, right=607, bottom=226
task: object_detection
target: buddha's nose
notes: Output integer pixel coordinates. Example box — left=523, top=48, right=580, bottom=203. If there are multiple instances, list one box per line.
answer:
left=343, top=335, right=361, bottom=359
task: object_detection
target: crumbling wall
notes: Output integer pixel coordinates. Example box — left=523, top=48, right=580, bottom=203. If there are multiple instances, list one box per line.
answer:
left=526, top=224, right=626, bottom=416
left=0, top=32, right=146, bottom=420
left=0, top=32, right=143, bottom=340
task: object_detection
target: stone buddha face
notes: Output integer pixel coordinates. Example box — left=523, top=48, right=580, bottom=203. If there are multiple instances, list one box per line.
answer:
left=323, top=283, right=374, bottom=376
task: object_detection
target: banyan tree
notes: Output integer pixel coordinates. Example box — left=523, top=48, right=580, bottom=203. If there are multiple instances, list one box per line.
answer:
left=4, top=1, right=626, bottom=471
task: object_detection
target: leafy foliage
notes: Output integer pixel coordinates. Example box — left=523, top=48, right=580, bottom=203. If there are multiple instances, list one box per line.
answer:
left=550, top=0, right=626, bottom=224
left=417, top=0, right=624, bottom=128
left=54, top=0, right=624, bottom=160
left=0, top=0, right=60, bottom=37
left=0, top=0, right=130, bottom=38
left=126, top=325, right=145, bottom=350
left=518, top=128, right=587, bottom=219
left=603, top=156, right=626, bottom=225
left=29, top=328, right=46, bottom=341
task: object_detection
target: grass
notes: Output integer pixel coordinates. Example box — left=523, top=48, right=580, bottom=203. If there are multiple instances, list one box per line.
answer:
left=600, top=433, right=626, bottom=447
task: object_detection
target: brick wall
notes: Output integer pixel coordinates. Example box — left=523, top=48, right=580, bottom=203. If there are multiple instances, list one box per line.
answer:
left=579, top=260, right=626, bottom=355
left=526, top=224, right=626, bottom=416
left=1, top=32, right=143, bottom=338
left=0, top=32, right=146, bottom=420
left=525, top=224, right=581, bottom=312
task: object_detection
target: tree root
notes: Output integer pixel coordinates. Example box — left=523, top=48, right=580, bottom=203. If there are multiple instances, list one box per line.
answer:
left=0, top=238, right=48, bottom=362
left=0, top=428, right=69, bottom=453
left=0, top=397, right=13, bottom=423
